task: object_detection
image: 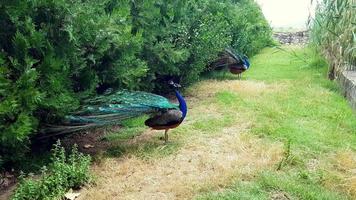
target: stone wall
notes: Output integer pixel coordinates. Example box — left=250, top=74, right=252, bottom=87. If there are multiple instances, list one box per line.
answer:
left=273, top=31, right=309, bottom=45
left=338, top=70, right=356, bottom=110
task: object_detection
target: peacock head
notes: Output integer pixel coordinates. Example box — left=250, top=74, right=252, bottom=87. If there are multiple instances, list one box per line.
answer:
left=168, top=80, right=181, bottom=89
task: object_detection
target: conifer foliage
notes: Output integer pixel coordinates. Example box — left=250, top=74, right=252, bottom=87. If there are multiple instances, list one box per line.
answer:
left=0, top=0, right=272, bottom=166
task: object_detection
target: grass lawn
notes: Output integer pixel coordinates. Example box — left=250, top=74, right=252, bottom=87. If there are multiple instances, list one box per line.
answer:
left=79, top=46, right=356, bottom=200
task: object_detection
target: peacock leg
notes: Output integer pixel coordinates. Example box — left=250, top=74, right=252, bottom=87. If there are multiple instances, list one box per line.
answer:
left=164, top=129, right=169, bottom=143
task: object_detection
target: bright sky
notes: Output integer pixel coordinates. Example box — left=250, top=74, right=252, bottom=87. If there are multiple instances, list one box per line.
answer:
left=256, top=0, right=316, bottom=30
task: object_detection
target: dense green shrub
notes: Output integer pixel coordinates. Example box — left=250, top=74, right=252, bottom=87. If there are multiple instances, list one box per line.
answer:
left=12, top=141, right=91, bottom=200
left=309, top=0, right=355, bottom=79
left=131, top=0, right=272, bottom=89
left=0, top=0, right=146, bottom=165
left=1, top=0, right=70, bottom=166
left=228, top=0, right=273, bottom=56
left=138, top=0, right=232, bottom=89
left=0, top=0, right=272, bottom=167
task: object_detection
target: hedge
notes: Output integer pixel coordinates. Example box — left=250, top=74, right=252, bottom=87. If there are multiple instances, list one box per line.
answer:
left=0, top=0, right=272, bottom=167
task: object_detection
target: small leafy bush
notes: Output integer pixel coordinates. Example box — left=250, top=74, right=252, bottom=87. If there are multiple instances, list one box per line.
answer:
left=11, top=141, right=91, bottom=200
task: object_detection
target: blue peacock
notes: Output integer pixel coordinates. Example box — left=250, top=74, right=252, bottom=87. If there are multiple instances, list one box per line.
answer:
left=41, top=81, right=187, bottom=142
left=211, top=48, right=251, bottom=78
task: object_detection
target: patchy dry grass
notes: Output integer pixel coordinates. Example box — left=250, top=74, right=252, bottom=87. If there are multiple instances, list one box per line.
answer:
left=197, top=47, right=356, bottom=200
left=78, top=46, right=355, bottom=200
left=79, top=128, right=282, bottom=200
left=322, top=150, right=356, bottom=197
left=78, top=79, right=284, bottom=200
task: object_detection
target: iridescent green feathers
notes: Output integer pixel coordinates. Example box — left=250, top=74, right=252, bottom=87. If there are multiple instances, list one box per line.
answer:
left=41, top=90, right=179, bottom=136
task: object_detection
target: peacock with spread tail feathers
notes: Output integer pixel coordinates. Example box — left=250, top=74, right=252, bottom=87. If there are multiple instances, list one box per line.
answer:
left=40, top=81, right=187, bottom=142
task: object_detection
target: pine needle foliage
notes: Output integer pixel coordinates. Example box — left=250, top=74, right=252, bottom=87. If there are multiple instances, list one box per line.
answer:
left=0, top=0, right=272, bottom=167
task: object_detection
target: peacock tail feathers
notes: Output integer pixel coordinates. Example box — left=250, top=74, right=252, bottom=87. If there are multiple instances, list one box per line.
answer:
left=83, top=90, right=178, bottom=109
left=225, top=48, right=250, bottom=69
left=225, top=48, right=249, bottom=63
left=225, top=48, right=243, bottom=62
left=210, top=47, right=250, bottom=70
left=40, top=90, right=179, bottom=137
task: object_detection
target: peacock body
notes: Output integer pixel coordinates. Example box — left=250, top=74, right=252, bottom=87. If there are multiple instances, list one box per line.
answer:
left=145, top=90, right=187, bottom=128
left=225, top=48, right=250, bottom=76
left=41, top=82, right=187, bottom=142
left=211, top=48, right=250, bottom=78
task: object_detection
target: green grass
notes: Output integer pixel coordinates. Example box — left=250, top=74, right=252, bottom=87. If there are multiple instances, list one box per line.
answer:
left=207, top=47, right=356, bottom=153
left=196, top=47, right=356, bottom=199
left=246, top=47, right=356, bottom=152
left=198, top=171, right=346, bottom=200
left=87, top=46, right=355, bottom=199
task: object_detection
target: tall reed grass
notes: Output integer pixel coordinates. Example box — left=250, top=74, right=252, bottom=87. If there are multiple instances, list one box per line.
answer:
left=309, top=0, right=355, bottom=79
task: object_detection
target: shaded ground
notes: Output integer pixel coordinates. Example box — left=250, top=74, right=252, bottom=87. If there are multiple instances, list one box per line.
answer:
left=61, top=127, right=116, bottom=156
left=0, top=173, right=17, bottom=200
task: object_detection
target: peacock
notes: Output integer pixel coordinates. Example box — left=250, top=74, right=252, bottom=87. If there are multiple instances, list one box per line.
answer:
left=211, top=48, right=250, bottom=79
left=227, top=52, right=250, bottom=79
left=40, top=81, right=187, bottom=143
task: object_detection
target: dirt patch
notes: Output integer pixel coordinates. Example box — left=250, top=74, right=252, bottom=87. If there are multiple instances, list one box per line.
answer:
left=270, top=191, right=292, bottom=200
left=0, top=172, right=17, bottom=200
left=78, top=124, right=283, bottom=200
left=61, top=127, right=121, bottom=156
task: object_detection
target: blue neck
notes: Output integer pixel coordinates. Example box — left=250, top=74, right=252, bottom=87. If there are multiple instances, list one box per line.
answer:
left=174, top=90, right=187, bottom=119
left=243, top=58, right=250, bottom=69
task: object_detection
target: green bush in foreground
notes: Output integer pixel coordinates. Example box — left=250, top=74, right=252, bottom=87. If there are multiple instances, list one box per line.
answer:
left=12, top=141, right=91, bottom=200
